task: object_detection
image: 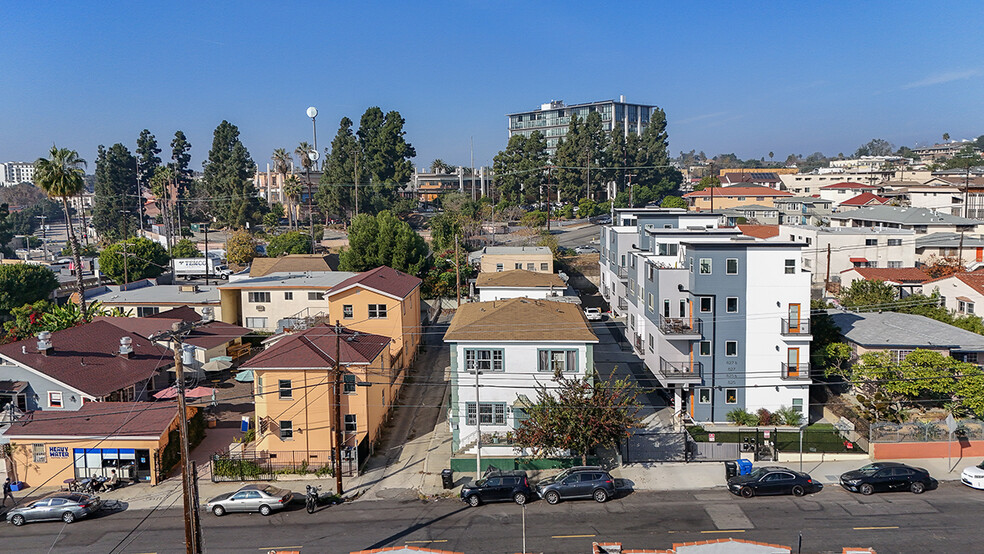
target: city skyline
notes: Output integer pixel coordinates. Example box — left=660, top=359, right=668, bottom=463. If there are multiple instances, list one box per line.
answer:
left=1, top=1, right=982, bottom=172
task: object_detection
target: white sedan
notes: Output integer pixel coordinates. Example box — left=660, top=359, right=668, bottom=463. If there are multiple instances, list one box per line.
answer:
left=961, top=461, right=984, bottom=489
left=584, top=307, right=603, bottom=321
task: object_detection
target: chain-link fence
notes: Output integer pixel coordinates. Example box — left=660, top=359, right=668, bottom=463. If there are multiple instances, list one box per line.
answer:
left=870, top=419, right=984, bottom=443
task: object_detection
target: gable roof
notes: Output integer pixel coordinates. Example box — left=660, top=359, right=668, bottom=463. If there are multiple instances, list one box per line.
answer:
left=840, top=267, right=930, bottom=284
left=94, top=316, right=251, bottom=351
left=721, top=172, right=780, bottom=183
left=828, top=311, right=984, bottom=350
left=328, top=266, right=422, bottom=300
left=5, top=402, right=179, bottom=439
left=249, top=254, right=339, bottom=277
left=683, top=186, right=792, bottom=198
left=924, top=270, right=984, bottom=296
left=242, top=324, right=390, bottom=370
left=820, top=181, right=879, bottom=190
left=444, top=298, right=598, bottom=342
left=146, top=306, right=201, bottom=321
left=475, top=269, right=566, bottom=288
left=840, top=192, right=890, bottom=206
left=737, top=225, right=779, bottom=239
left=0, top=321, right=172, bottom=398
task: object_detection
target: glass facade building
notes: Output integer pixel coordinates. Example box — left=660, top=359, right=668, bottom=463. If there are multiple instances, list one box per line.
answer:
left=507, top=98, right=656, bottom=155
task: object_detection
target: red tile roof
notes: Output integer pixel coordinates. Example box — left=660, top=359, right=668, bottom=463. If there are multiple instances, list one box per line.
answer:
left=924, top=270, right=984, bottom=295
left=329, top=266, right=422, bottom=300
left=349, top=547, right=464, bottom=554
left=820, top=182, right=879, bottom=190
left=683, top=186, right=792, bottom=198
left=242, top=325, right=390, bottom=370
left=840, top=192, right=890, bottom=206
left=0, top=321, right=173, bottom=397
left=842, top=267, right=931, bottom=284
left=737, top=224, right=779, bottom=239
left=5, top=402, right=181, bottom=439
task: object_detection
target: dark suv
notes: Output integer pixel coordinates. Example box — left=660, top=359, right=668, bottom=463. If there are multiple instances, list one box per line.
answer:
left=460, top=470, right=533, bottom=506
left=535, top=466, right=616, bottom=504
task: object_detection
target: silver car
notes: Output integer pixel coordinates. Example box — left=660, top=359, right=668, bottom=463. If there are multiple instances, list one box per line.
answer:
left=6, top=492, right=101, bottom=525
left=205, top=484, right=293, bottom=516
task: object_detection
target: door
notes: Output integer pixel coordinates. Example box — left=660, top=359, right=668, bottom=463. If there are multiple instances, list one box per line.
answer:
left=135, top=449, right=151, bottom=482
left=559, top=474, right=582, bottom=498
left=872, top=469, right=894, bottom=492
left=485, top=477, right=506, bottom=501
left=890, top=468, right=914, bottom=491
left=26, top=499, right=51, bottom=521
left=787, top=348, right=800, bottom=378
left=758, top=473, right=782, bottom=495
left=788, top=304, right=801, bottom=332
left=228, top=491, right=250, bottom=512
left=47, top=498, right=69, bottom=520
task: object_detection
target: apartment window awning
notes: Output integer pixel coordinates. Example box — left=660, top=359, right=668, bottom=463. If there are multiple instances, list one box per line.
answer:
left=511, top=394, right=533, bottom=409
left=850, top=257, right=868, bottom=263
left=957, top=296, right=974, bottom=303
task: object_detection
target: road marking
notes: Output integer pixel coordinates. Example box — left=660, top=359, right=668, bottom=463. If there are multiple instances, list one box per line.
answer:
left=853, top=526, right=899, bottom=530
left=405, top=540, right=448, bottom=544
left=257, top=548, right=302, bottom=551
left=701, top=529, right=746, bottom=534
left=552, top=534, right=597, bottom=539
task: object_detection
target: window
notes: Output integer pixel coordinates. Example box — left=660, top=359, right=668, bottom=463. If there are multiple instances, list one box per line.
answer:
left=245, top=317, right=268, bottom=328
left=662, top=299, right=670, bottom=317
left=648, top=334, right=654, bottom=353
left=343, top=305, right=353, bottom=319
left=726, top=297, right=738, bottom=313
left=792, top=398, right=804, bottom=414
left=887, top=238, right=902, bottom=246
left=278, top=379, right=292, bottom=399
left=725, top=341, right=738, bottom=356
left=527, top=263, right=534, bottom=271
left=136, top=307, right=159, bottom=317
left=657, top=243, right=678, bottom=256
left=648, top=294, right=655, bottom=312
left=698, top=388, right=711, bottom=404
left=725, top=389, right=738, bottom=404
left=647, top=264, right=654, bottom=280
left=890, top=349, right=913, bottom=363
left=33, top=443, right=46, bottom=463
left=496, top=263, right=503, bottom=272
left=865, top=238, right=878, bottom=246
left=784, top=259, right=796, bottom=274
left=465, top=349, right=504, bottom=372
left=726, top=258, right=738, bottom=275
left=540, top=263, right=549, bottom=271
left=344, top=374, right=356, bottom=393
left=539, top=350, right=577, bottom=373
left=679, top=300, right=686, bottom=317
left=368, top=304, right=387, bottom=318
left=699, top=341, right=711, bottom=356
left=700, top=297, right=712, bottom=312
left=960, top=300, right=976, bottom=314
left=887, top=261, right=902, bottom=268
left=689, top=258, right=694, bottom=272
left=280, top=420, right=293, bottom=440
left=466, top=402, right=507, bottom=425
left=344, top=414, right=357, bottom=433
left=699, top=258, right=712, bottom=274
left=308, top=292, right=325, bottom=301
left=248, top=292, right=271, bottom=303
left=48, top=391, right=63, bottom=408
left=515, top=263, right=522, bottom=269
left=284, top=292, right=293, bottom=300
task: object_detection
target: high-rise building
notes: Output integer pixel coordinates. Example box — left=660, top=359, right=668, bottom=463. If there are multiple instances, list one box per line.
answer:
left=0, top=161, right=37, bottom=186
left=507, top=96, right=655, bottom=155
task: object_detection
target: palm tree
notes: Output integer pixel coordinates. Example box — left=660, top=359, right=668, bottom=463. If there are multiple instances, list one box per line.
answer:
left=283, top=175, right=302, bottom=231
left=271, top=148, right=292, bottom=205
left=294, top=142, right=315, bottom=231
left=34, top=146, right=89, bottom=314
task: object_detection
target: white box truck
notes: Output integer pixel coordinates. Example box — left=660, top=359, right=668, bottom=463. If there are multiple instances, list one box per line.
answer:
left=173, top=257, right=231, bottom=280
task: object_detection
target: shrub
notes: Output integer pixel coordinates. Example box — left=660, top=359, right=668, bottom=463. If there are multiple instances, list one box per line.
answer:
left=726, top=408, right=758, bottom=426
left=757, top=408, right=773, bottom=426
left=774, top=405, right=803, bottom=426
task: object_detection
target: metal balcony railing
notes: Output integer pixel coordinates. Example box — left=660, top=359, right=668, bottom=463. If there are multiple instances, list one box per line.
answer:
left=659, top=358, right=702, bottom=380
left=780, top=318, right=811, bottom=335
left=781, top=363, right=811, bottom=380
left=617, top=267, right=629, bottom=281
left=617, top=298, right=628, bottom=311
left=657, top=314, right=702, bottom=336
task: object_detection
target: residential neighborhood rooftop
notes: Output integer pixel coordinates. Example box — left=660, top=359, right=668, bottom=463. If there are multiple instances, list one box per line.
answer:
left=839, top=192, right=890, bottom=206
left=222, top=271, right=358, bottom=289
left=683, top=186, right=793, bottom=197
left=467, top=245, right=552, bottom=262
left=330, top=265, right=422, bottom=300
left=839, top=267, right=930, bottom=284
left=5, top=402, right=180, bottom=438
left=475, top=269, right=566, bottom=288
left=242, top=325, right=391, bottom=369
left=737, top=224, right=780, bottom=239
left=914, top=232, right=984, bottom=248
left=93, top=316, right=251, bottom=351
left=828, top=311, right=984, bottom=351
left=249, top=254, right=340, bottom=277
left=83, top=281, right=221, bottom=305
left=923, top=270, right=984, bottom=295
left=444, top=298, right=598, bottom=342
left=820, top=182, right=879, bottom=190
left=830, top=206, right=982, bottom=226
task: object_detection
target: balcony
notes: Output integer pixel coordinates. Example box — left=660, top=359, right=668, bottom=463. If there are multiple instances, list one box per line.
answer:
left=658, top=358, right=702, bottom=383
left=781, top=363, right=811, bottom=381
left=780, top=318, right=811, bottom=336
left=633, top=334, right=644, bottom=356
left=657, top=315, right=702, bottom=339
left=616, top=267, right=629, bottom=281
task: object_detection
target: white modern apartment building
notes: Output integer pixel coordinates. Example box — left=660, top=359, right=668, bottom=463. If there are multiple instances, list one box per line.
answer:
left=779, top=224, right=915, bottom=289
left=507, top=96, right=656, bottom=154
left=829, top=206, right=984, bottom=235
left=601, top=208, right=811, bottom=424
left=0, top=162, right=36, bottom=186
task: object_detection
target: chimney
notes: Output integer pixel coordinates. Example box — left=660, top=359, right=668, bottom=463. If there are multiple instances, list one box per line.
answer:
left=118, top=336, right=133, bottom=358
left=37, top=331, right=53, bottom=355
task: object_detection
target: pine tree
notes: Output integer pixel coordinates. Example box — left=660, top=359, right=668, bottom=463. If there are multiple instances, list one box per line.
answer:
left=92, top=143, right=137, bottom=241
left=317, top=117, right=359, bottom=218
left=201, top=121, right=261, bottom=229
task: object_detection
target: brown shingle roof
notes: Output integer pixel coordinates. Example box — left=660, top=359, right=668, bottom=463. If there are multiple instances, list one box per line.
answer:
left=0, top=321, right=172, bottom=397
left=5, top=402, right=180, bottom=438
left=737, top=224, right=779, bottom=239
left=476, top=269, right=566, bottom=288
left=329, top=266, right=422, bottom=300
left=683, top=186, right=792, bottom=198
left=94, top=317, right=251, bottom=351
left=249, top=254, right=339, bottom=277
left=444, top=298, right=598, bottom=342
left=146, top=306, right=200, bottom=321
left=242, top=325, right=389, bottom=369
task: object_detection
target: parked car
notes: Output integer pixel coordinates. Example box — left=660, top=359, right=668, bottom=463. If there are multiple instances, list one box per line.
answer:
left=6, top=492, right=101, bottom=525
left=961, top=460, right=984, bottom=489
left=205, top=484, right=293, bottom=516
left=460, top=470, right=533, bottom=506
left=535, top=466, right=616, bottom=504
left=839, top=462, right=937, bottom=495
left=727, top=466, right=822, bottom=498
left=584, top=307, right=603, bottom=321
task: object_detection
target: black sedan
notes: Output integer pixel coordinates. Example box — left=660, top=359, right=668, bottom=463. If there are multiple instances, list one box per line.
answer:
left=839, top=462, right=937, bottom=495
left=727, top=466, right=823, bottom=498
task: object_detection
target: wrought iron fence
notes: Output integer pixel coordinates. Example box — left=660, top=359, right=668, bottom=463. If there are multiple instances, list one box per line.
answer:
left=210, top=449, right=356, bottom=482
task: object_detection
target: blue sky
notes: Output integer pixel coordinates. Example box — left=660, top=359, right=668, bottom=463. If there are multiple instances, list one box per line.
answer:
left=2, top=1, right=982, bottom=171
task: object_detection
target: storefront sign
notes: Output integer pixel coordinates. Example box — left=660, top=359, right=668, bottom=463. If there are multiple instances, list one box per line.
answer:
left=49, top=446, right=69, bottom=459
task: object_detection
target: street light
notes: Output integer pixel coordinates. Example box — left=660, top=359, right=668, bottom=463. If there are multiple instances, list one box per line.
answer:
left=307, top=149, right=319, bottom=253
left=306, top=106, right=319, bottom=171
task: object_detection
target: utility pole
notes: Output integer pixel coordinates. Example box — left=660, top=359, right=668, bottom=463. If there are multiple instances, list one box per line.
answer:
left=35, top=214, right=48, bottom=260
left=353, top=147, right=360, bottom=218
left=333, top=321, right=344, bottom=495
left=78, top=192, right=89, bottom=246
left=470, top=137, right=476, bottom=201
left=203, top=222, right=210, bottom=286
left=454, top=233, right=461, bottom=308
left=824, top=244, right=831, bottom=294
left=627, top=173, right=637, bottom=207
left=546, top=167, right=553, bottom=233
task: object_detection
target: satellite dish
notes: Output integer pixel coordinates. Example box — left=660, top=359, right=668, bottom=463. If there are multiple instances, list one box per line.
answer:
left=306, top=106, right=318, bottom=118
left=308, top=150, right=320, bottom=161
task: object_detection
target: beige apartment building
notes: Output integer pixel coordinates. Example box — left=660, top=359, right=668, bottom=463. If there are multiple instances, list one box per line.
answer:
left=219, top=271, right=358, bottom=332
left=467, top=246, right=554, bottom=273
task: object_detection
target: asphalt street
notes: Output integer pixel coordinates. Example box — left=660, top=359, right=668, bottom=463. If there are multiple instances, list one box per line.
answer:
left=4, top=482, right=981, bottom=553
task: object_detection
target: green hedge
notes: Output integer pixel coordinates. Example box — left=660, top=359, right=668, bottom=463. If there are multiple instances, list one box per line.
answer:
left=449, top=456, right=600, bottom=473
left=687, top=424, right=860, bottom=453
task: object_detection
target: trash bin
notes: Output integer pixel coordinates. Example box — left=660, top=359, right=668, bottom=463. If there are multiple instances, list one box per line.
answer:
left=724, top=461, right=738, bottom=480
left=441, top=468, right=454, bottom=489
left=736, top=459, right=753, bottom=476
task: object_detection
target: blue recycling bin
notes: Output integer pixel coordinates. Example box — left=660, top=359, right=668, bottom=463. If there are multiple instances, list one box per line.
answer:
left=736, top=459, right=752, bottom=475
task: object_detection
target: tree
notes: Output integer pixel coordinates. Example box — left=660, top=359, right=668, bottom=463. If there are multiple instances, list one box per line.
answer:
left=282, top=175, right=302, bottom=231
left=838, top=279, right=897, bottom=308
left=169, top=238, right=202, bottom=259
left=271, top=147, right=293, bottom=211
left=169, top=130, right=193, bottom=225
left=202, top=121, right=262, bottom=229
left=356, top=108, right=417, bottom=212
left=92, top=143, right=138, bottom=241
left=854, top=138, right=895, bottom=158
left=943, top=132, right=951, bottom=142
left=226, top=230, right=257, bottom=265
left=338, top=211, right=428, bottom=275
left=975, top=135, right=984, bottom=150
left=136, top=129, right=161, bottom=226
left=660, top=195, right=687, bottom=209
left=492, top=132, right=547, bottom=204
left=421, top=246, right=474, bottom=299
left=514, top=371, right=641, bottom=464
left=923, top=255, right=965, bottom=278
left=98, top=237, right=168, bottom=284
left=266, top=230, right=313, bottom=257
left=0, top=265, right=58, bottom=322
left=693, top=175, right=721, bottom=191
left=318, top=117, right=360, bottom=218
left=938, top=145, right=984, bottom=172
left=34, top=146, right=89, bottom=313
left=429, top=159, right=455, bottom=174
